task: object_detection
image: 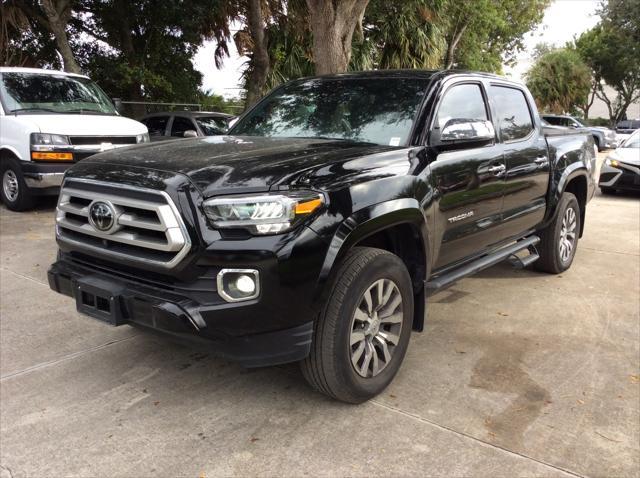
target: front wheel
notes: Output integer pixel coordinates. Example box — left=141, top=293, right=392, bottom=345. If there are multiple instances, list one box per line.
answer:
left=301, top=247, right=414, bottom=403
left=600, top=187, right=616, bottom=195
left=1, top=160, right=35, bottom=211
left=535, top=192, right=581, bottom=274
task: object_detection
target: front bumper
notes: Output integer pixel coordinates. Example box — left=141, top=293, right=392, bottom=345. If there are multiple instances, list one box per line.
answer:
left=599, top=162, right=640, bottom=191
left=48, top=258, right=314, bottom=367
left=20, top=161, right=70, bottom=191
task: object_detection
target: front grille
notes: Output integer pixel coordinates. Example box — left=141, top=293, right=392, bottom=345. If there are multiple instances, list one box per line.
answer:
left=69, top=136, right=137, bottom=145
left=56, top=180, right=191, bottom=268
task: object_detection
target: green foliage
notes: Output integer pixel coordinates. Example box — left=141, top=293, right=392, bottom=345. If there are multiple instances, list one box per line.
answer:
left=357, top=0, right=446, bottom=70
left=442, top=0, right=550, bottom=72
left=574, top=0, right=640, bottom=123
left=198, top=90, right=244, bottom=115
left=525, top=48, right=592, bottom=113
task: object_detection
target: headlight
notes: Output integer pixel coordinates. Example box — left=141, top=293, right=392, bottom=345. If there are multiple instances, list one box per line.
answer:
left=30, top=133, right=70, bottom=148
left=605, top=156, right=620, bottom=168
left=136, top=132, right=150, bottom=143
left=203, top=192, right=324, bottom=235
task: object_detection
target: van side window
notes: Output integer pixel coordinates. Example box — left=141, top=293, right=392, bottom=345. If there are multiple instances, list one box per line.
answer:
left=491, top=86, right=534, bottom=141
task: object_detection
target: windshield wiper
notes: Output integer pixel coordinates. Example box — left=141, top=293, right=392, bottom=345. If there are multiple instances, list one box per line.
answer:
left=64, top=109, right=113, bottom=115
left=10, top=107, right=59, bottom=114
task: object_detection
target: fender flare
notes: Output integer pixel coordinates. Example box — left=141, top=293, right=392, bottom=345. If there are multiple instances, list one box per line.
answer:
left=314, top=198, right=430, bottom=331
left=318, top=198, right=429, bottom=283
left=542, top=164, right=589, bottom=233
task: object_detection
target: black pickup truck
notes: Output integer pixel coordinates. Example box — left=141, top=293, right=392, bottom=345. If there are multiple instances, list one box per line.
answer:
left=48, top=70, right=596, bottom=403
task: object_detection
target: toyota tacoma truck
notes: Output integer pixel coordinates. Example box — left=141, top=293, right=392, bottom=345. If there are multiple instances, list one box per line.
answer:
left=48, top=70, right=596, bottom=403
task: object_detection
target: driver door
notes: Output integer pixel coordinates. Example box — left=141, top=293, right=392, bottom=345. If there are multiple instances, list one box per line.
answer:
left=428, top=81, right=506, bottom=269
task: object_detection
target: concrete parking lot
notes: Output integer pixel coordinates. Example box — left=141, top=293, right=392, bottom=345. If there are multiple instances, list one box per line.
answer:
left=1, top=155, right=638, bottom=477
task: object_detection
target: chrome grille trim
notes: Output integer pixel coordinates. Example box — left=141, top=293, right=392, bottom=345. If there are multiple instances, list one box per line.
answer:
left=55, top=179, right=191, bottom=269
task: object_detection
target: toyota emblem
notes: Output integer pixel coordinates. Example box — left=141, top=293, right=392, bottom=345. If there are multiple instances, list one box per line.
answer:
left=88, top=201, right=116, bottom=233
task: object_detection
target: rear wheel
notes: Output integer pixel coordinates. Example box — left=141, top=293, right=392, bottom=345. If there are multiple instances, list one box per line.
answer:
left=535, top=192, right=580, bottom=274
left=301, top=247, right=413, bottom=403
left=1, top=159, right=35, bottom=211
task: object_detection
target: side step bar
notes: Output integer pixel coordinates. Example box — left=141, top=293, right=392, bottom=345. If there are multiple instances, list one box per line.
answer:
left=426, top=235, right=540, bottom=295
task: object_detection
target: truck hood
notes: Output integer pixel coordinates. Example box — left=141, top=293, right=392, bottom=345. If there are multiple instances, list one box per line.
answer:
left=19, top=113, right=147, bottom=136
left=80, top=136, right=402, bottom=197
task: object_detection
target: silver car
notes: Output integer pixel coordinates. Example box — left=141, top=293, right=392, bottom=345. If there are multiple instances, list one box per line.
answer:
left=599, top=129, right=640, bottom=194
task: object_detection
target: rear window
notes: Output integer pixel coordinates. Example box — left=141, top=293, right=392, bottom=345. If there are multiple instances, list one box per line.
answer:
left=492, top=86, right=534, bottom=141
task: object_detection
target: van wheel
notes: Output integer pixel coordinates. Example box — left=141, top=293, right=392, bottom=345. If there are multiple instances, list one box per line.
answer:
left=1, top=159, right=35, bottom=211
left=301, top=247, right=413, bottom=403
left=535, top=192, right=580, bottom=274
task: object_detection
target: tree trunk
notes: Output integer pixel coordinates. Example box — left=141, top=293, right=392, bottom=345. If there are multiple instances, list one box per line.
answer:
left=444, top=23, right=468, bottom=70
left=41, top=0, right=81, bottom=74
left=244, top=0, right=270, bottom=109
left=306, top=0, right=370, bottom=75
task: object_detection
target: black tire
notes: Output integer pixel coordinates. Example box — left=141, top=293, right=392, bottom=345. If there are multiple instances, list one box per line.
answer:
left=535, top=192, right=581, bottom=274
left=301, top=247, right=414, bottom=403
left=594, top=136, right=602, bottom=152
left=600, top=187, right=615, bottom=195
left=1, top=158, right=36, bottom=211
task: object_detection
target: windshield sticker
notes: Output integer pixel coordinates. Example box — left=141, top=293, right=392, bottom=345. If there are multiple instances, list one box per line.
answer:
left=389, top=137, right=401, bottom=146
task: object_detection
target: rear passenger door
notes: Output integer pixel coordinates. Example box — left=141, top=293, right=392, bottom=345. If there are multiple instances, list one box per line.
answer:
left=490, top=84, right=549, bottom=234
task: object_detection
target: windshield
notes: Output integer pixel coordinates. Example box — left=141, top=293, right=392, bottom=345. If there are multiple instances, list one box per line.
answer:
left=230, top=77, right=429, bottom=146
left=0, top=72, right=117, bottom=115
left=622, top=131, right=640, bottom=149
left=196, top=116, right=229, bottom=135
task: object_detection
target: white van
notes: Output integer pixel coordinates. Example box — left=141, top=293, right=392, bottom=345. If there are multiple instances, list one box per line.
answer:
left=0, top=67, right=149, bottom=211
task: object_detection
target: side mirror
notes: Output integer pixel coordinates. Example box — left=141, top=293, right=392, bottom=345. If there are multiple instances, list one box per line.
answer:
left=440, top=119, right=495, bottom=145
left=183, top=130, right=198, bottom=138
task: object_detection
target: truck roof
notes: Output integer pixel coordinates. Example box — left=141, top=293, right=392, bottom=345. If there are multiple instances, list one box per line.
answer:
left=289, top=69, right=524, bottom=87
left=0, top=67, right=89, bottom=80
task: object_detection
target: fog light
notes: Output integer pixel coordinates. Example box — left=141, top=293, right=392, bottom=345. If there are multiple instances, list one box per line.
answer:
left=235, top=274, right=256, bottom=294
left=217, top=269, right=260, bottom=302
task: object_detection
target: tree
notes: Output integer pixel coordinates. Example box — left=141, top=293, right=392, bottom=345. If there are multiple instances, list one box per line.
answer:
left=575, top=1, right=640, bottom=124
left=525, top=49, right=591, bottom=114
left=2, top=0, right=80, bottom=72
left=243, top=0, right=270, bottom=108
left=68, top=0, right=234, bottom=107
left=442, top=0, right=550, bottom=72
left=358, top=0, right=445, bottom=70
left=305, top=0, right=370, bottom=75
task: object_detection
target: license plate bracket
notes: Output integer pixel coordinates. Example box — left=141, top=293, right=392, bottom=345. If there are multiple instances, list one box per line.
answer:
left=74, top=276, right=127, bottom=326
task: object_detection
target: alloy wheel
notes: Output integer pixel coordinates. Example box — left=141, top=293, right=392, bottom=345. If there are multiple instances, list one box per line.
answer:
left=349, top=278, right=403, bottom=378
left=559, top=206, right=577, bottom=263
left=2, top=170, right=19, bottom=202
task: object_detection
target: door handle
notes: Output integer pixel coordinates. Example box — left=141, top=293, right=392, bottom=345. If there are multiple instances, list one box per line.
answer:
left=487, top=164, right=506, bottom=176
left=534, top=156, right=549, bottom=165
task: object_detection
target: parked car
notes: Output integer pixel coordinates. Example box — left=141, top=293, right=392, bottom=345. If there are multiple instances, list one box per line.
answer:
left=541, top=114, right=618, bottom=151
left=139, top=111, right=233, bottom=141
left=48, top=70, right=596, bottom=403
left=0, top=67, right=149, bottom=211
left=615, top=119, right=640, bottom=135
left=599, top=129, right=640, bottom=194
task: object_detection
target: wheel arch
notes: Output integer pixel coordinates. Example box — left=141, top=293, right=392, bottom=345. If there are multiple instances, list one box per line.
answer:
left=557, top=168, right=588, bottom=238
left=316, top=198, right=430, bottom=332
left=0, top=146, right=23, bottom=162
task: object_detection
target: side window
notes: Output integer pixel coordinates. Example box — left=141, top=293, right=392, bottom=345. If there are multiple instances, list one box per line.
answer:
left=142, top=116, right=168, bottom=137
left=491, top=86, right=534, bottom=141
left=171, top=116, right=196, bottom=137
left=435, top=84, right=488, bottom=130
